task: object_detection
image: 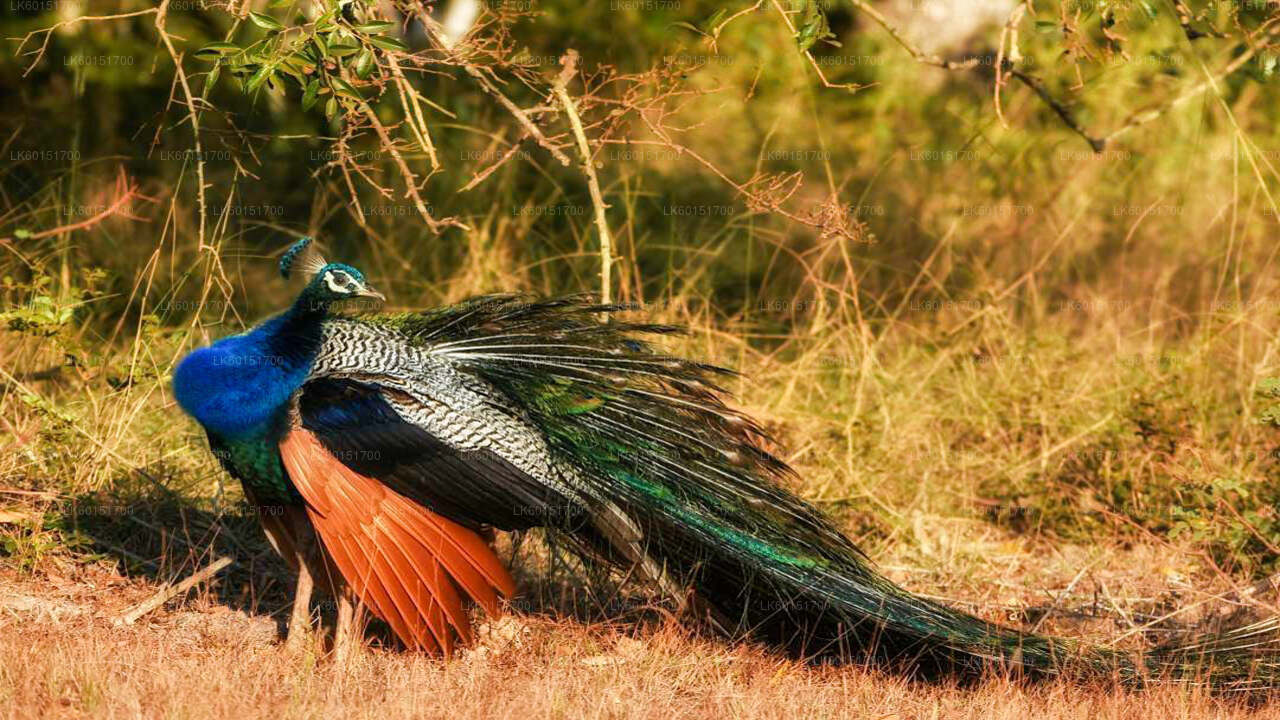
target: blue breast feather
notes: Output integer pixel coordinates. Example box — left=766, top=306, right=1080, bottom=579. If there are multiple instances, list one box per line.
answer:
left=172, top=315, right=316, bottom=438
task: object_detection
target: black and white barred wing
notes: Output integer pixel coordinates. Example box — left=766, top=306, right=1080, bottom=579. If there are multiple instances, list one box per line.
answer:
left=297, top=317, right=586, bottom=532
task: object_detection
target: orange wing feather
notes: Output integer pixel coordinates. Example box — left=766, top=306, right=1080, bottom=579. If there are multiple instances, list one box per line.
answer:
left=279, top=428, right=517, bottom=654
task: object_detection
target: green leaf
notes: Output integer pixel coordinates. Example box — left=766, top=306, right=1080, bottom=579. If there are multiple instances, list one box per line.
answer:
left=330, top=76, right=362, bottom=101
left=194, top=42, right=242, bottom=60
left=207, top=64, right=221, bottom=88
left=324, top=96, right=338, bottom=120
left=368, top=35, right=409, bottom=52
left=702, top=8, right=728, bottom=32
left=249, top=11, right=286, bottom=32
left=284, top=52, right=315, bottom=74
left=302, top=78, right=320, bottom=110
left=354, top=49, right=375, bottom=79
left=796, top=16, right=829, bottom=52
left=315, top=7, right=336, bottom=32
left=297, top=42, right=320, bottom=63
left=269, top=0, right=293, bottom=7
left=795, top=0, right=831, bottom=53
left=13, top=229, right=30, bottom=239
left=355, top=21, right=397, bottom=34
left=246, top=65, right=275, bottom=93
left=327, top=42, right=361, bottom=58
left=668, top=21, right=703, bottom=35
left=796, top=24, right=821, bottom=52
left=276, top=61, right=305, bottom=82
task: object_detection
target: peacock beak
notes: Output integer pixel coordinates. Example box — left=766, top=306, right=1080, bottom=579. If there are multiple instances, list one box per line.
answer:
left=358, top=286, right=386, bottom=303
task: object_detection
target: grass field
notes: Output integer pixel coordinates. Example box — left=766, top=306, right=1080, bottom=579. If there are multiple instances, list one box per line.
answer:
left=6, top=292, right=1280, bottom=718
left=1, top=556, right=1278, bottom=719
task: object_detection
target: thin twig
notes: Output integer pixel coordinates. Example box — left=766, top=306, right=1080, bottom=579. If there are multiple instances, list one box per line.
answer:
left=846, top=0, right=983, bottom=70
left=458, top=133, right=530, bottom=192
left=553, top=50, right=613, bottom=305
left=843, top=0, right=1087, bottom=150
left=994, top=2, right=1029, bottom=129
left=623, top=122, right=868, bottom=245
left=1101, top=20, right=1280, bottom=146
left=1170, top=0, right=1225, bottom=40
left=16, top=8, right=159, bottom=76
left=113, top=555, right=234, bottom=626
left=409, top=4, right=572, bottom=167
left=155, top=0, right=209, bottom=249
left=1029, top=558, right=1096, bottom=633
left=852, top=0, right=1280, bottom=151
left=1008, top=69, right=1106, bottom=152
left=386, top=59, right=440, bottom=170
left=345, top=71, right=467, bottom=233
left=768, top=0, right=866, bottom=92
left=2, top=168, right=148, bottom=243
left=1217, top=498, right=1280, bottom=557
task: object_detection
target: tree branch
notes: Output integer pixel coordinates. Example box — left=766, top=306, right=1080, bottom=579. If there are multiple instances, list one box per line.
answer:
left=553, top=50, right=613, bottom=305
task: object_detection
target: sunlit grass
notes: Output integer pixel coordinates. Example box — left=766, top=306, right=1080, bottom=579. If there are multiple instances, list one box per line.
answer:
left=3, top=1, right=1280, bottom=715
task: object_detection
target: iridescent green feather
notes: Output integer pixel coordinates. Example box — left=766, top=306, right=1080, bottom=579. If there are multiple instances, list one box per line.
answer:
left=366, top=295, right=1280, bottom=689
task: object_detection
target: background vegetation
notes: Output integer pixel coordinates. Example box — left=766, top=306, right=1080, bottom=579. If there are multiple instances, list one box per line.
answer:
left=4, top=0, right=1280, bottom=716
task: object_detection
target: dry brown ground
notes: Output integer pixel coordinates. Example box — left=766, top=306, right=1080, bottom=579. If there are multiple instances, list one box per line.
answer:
left=1, top=566, right=1276, bottom=720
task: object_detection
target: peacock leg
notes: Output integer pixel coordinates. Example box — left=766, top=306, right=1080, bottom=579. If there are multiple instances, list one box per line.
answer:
left=332, top=588, right=363, bottom=664
left=285, top=552, right=315, bottom=651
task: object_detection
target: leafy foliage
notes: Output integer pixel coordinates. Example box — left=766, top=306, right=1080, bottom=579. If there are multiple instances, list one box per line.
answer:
left=195, top=4, right=411, bottom=120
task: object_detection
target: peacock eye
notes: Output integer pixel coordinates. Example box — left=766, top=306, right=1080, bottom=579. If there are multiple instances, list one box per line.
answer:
left=324, top=270, right=354, bottom=294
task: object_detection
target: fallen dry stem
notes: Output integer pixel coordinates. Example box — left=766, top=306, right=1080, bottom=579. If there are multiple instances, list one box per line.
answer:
left=114, top=555, right=234, bottom=626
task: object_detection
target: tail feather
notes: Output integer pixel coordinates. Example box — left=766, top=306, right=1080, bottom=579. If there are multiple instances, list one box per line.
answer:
left=384, top=295, right=1280, bottom=688
left=279, top=428, right=516, bottom=654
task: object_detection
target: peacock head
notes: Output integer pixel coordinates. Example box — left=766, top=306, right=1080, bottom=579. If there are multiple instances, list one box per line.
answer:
left=280, top=236, right=385, bottom=312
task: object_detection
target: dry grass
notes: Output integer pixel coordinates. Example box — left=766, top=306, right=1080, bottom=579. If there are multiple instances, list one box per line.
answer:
left=0, top=568, right=1273, bottom=720
left=5, top=274, right=1280, bottom=717
left=6, top=284, right=1280, bottom=718
left=5, top=2, right=1280, bottom=717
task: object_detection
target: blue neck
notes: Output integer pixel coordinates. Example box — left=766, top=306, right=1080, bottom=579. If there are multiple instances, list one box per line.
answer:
left=173, top=296, right=329, bottom=439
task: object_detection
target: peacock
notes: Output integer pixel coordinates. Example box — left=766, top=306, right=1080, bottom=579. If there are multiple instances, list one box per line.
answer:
left=173, top=237, right=1280, bottom=688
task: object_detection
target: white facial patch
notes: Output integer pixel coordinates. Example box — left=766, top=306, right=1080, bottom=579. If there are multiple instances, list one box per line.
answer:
left=324, top=271, right=351, bottom=295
